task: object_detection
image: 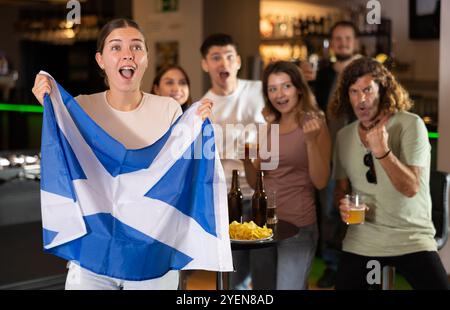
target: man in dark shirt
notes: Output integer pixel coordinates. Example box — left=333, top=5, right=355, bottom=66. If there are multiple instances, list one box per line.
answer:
left=300, top=21, right=360, bottom=288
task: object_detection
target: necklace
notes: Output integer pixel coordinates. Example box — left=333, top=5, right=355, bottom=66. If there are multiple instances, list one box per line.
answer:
left=357, top=125, right=370, bottom=148
left=359, top=119, right=380, bottom=131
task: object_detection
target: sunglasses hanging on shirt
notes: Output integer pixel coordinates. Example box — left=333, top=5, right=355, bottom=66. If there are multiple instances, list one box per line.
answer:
left=363, top=152, right=377, bottom=184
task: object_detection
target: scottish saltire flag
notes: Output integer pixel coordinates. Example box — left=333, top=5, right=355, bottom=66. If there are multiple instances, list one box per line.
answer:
left=39, top=71, right=232, bottom=281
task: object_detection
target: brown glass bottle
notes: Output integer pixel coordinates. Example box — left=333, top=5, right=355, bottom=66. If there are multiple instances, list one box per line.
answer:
left=227, top=170, right=243, bottom=223
left=252, top=170, right=268, bottom=227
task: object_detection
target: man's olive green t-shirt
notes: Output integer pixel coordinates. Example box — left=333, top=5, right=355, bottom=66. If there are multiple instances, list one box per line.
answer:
left=333, top=111, right=436, bottom=256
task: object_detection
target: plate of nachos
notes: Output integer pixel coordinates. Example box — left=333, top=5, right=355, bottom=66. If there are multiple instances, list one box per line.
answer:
left=229, top=221, right=273, bottom=243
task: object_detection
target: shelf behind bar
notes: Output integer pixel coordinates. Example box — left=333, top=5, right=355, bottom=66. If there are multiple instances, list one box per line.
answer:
left=260, top=32, right=390, bottom=45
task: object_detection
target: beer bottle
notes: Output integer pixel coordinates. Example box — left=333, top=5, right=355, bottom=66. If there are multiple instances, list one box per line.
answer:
left=252, top=170, right=268, bottom=227
left=227, top=170, right=243, bottom=223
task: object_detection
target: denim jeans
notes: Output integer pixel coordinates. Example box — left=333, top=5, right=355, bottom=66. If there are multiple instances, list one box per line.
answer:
left=276, top=223, right=318, bottom=290
left=65, top=261, right=179, bottom=290
left=318, top=180, right=345, bottom=270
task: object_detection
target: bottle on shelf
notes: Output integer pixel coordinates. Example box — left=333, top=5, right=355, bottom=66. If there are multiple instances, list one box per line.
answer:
left=286, top=16, right=294, bottom=38
left=280, top=15, right=287, bottom=38
left=323, top=14, right=332, bottom=35
left=292, top=17, right=302, bottom=37
left=301, top=16, right=308, bottom=36
left=252, top=170, right=268, bottom=227
left=228, top=170, right=243, bottom=223
left=260, top=15, right=274, bottom=38
left=306, top=15, right=314, bottom=35
left=273, top=15, right=282, bottom=38
left=317, top=16, right=325, bottom=35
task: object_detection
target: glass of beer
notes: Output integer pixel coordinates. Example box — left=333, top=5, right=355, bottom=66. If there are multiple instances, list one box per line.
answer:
left=345, top=193, right=365, bottom=225
left=244, top=142, right=259, bottom=160
left=266, top=190, right=278, bottom=225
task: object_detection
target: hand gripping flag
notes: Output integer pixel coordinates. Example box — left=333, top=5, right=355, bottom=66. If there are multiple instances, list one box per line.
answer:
left=39, top=72, right=233, bottom=281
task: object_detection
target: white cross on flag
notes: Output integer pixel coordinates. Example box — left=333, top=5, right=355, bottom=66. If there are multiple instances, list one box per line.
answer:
left=39, top=72, right=232, bottom=281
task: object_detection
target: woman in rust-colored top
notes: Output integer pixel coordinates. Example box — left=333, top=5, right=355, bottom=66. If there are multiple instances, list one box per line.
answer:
left=244, top=61, right=331, bottom=289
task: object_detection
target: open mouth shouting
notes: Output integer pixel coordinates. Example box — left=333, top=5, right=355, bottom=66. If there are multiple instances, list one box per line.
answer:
left=356, top=103, right=372, bottom=119
left=119, top=65, right=136, bottom=80
left=219, top=70, right=230, bottom=81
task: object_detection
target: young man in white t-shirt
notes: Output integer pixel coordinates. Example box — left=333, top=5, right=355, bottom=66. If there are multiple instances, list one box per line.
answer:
left=200, top=33, right=274, bottom=290
left=201, top=33, right=265, bottom=197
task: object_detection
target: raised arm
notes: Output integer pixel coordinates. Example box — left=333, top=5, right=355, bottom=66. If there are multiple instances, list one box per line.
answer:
left=32, top=74, right=52, bottom=106
left=366, top=115, right=422, bottom=197
left=303, top=116, right=331, bottom=189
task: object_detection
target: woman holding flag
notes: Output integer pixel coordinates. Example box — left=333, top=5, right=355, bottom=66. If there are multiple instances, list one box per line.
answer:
left=31, top=18, right=224, bottom=290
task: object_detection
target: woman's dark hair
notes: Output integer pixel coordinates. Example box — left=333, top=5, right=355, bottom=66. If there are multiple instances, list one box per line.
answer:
left=150, top=65, right=192, bottom=111
left=96, top=18, right=148, bottom=86
left=329, top=57, right=413, bottom=119
left=262, top=61, right=322, bottom=124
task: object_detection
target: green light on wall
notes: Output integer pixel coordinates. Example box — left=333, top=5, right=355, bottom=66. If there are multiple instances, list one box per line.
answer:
left=0, top=103, right=43, bottom=113
left=428, top=132, right=439, bottom=139
left=0, top=102, right=442, bottom=141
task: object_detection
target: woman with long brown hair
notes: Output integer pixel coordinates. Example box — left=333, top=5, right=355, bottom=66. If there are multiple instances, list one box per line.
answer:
left=244, top=60, right=331, bottom=289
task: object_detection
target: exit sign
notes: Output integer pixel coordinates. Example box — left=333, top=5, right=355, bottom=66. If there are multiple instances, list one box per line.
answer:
left=158, top=0, right=178, bottom=12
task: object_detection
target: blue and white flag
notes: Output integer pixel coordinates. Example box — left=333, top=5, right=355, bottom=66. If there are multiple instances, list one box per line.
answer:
left=39, top=71, right=233, bottom=281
